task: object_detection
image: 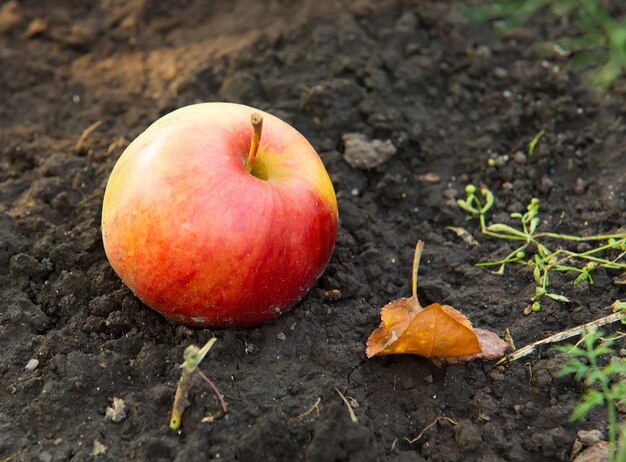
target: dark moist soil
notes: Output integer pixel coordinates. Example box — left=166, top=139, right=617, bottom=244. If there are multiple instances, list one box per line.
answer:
left=1, top=1, right=626, bottom=461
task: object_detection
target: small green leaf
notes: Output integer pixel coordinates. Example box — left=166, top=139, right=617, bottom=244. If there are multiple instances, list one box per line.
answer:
left=536, top=243, right=551, bottom=259
left=556, top=359, right=588, bottom=377
left=480, top=188, right=495, bottom=213
left=546, top=293, right=571, bottom=302
left=457, top=199, right=478, bottom=214
left=528, top=129, right=546, bottom=157
left=574, top=271, right=590, bottom=285
left=529, top=217, right=540, bottom=234
left=486, top=223, right=527, bottom=238
left=570, top=390, right=604, bottom=421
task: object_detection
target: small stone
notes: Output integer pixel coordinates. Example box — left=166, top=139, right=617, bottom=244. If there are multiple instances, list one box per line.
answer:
left=405, top=42, right=420, bottom=55
left=512, top=151, right=527, bottom=164
left=323, top=289, right=342, bottom=301
left=573, top=441, right=610, bottom=462
left=539, top=176, right=554, bottom=193
left=574, top=178, right=587, bottom=195
left=492, top=155, right=507, bottom=167
left=577, top=429, right=605, bottom=446
left=395, top=11, right=417, bottom=32
left=0, top=1, right=22, bottom=35
left=38, top=451, right=53, bottom=462
left=22, top=17, right=47, bottom=38
left=342, top=133, right=397, bottom=169
left=417, top=172, right=440, bottom=183
left=105, top=397, right=127, bottom=422
left=494, top=67, right=509, bottom=79
left=91, top=439, right=108, bottom=456
left=475, top=46, right=491, bottom=59
left=350, top=188, right=359, bottom=196
left=276, top=332, right=286, bottom=341
left=25, top=359, right=39, bottom=371
left=401, top=375, right=417, bottom=390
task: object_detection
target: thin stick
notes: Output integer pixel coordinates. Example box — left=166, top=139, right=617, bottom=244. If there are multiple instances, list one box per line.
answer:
left=170, top=365, right=193, bottom=430
left=334, top=388, right=358, bottom=423
left=501, top=302, right=626, bottom=363
left=75, top=120, right=103, bottom=153
left=1, top=447, right=25, bottom=462
left=245, top=113, right=263, bottom=172
left=290, top=397, right=321, bottom=422
left=405, top=416, right=457, bottom=444
left=197, top=370, right=228, bottom=414
left=411, top=241, right=424, bottom=300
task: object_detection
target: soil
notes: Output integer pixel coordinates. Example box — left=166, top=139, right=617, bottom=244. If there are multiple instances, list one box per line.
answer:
left=1, top=1, right=626, bottom=461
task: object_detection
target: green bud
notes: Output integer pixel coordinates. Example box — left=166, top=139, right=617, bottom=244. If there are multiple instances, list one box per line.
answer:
left=465, top=184, right=476, bottom=195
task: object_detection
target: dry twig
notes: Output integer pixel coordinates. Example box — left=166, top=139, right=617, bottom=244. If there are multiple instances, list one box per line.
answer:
left=499, top=301, right=626, bottom=364
left=334, top=388, right=358, bottom=423
left=75, top=120, right=103, bottom=153
left=405, top=416, right=457, bottom=444
left=290, top=397, right=321, bottom=422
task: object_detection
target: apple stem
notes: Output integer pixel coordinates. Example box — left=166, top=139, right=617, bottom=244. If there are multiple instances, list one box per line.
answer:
left=245, top=113, right=263, bottom=173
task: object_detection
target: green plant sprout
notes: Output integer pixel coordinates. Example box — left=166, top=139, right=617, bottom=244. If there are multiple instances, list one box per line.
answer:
left=466, top=0, right=626, bottom=89
left=455, top=185, right=626, bottom=311
left=170, top=338, right=228, bottom=430
left=556, top=328, right=626, bottom=462
left=527, top=129, right=545, bottom=157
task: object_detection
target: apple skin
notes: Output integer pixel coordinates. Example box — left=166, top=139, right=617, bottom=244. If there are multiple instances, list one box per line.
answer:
left=101, top=103, right=338, bottom=328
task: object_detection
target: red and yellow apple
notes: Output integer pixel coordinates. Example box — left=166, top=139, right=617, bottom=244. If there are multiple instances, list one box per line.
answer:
left=101, top=102, right=338, bottom=328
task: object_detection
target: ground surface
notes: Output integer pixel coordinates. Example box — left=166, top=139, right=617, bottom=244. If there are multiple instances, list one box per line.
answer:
left=1, top=1, right=626, bottom=461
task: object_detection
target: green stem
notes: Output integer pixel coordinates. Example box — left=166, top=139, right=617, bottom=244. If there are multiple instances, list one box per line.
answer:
left=477, top=243, right=530, bottom=267
left=533, top=232, right=626, bottom=241
left=608, top=398, right=616, bottom=462
left=588, top=351, right=616, bottom=462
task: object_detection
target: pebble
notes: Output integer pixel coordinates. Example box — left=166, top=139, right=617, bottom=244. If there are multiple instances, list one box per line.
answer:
left=573, top=441, right=610, bottom=462
left=276, top=332, right=286, bottom=341
left=395, top=11, right=417, bottom=32
left=342, top=133, right=397, bottom=169
left=539, top=176, right=554, bottom=193
left=494, top=67, right=509, bottom=79
left=574, top=177, right=587, bottom=195
left=91, top=439, right=108, bottom=456
left=0, top=1, right=22, bottom=35
left=577, top=429, right=605, bottom=446
left=492, top=155, right=508, bottom=167
left=22, top=17, right=47, bottom=39
left=105, top=397, right=127, bottom=422
left=25, top=358, right=39, bottom=371
left=512, top=151, right=527, bottom=164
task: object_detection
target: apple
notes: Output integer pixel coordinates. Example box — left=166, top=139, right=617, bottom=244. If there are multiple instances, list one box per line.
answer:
left=101, top=102, right=338, bottom=328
